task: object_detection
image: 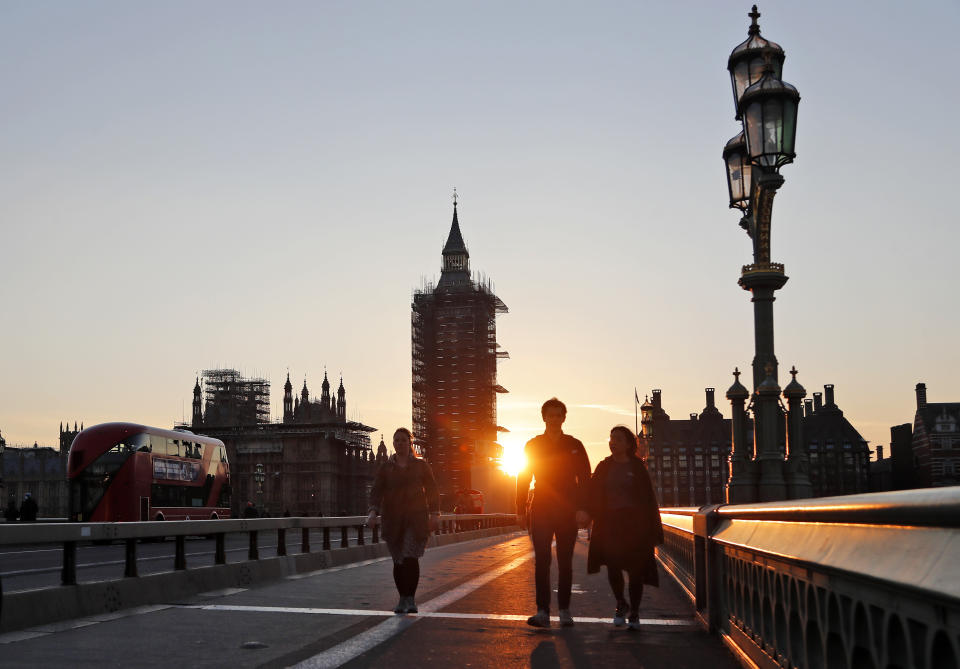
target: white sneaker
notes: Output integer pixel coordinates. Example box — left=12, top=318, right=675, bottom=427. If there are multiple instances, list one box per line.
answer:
left=526, top=609, right=550, bottom=628
left=559, top=609, right=575, bottom=627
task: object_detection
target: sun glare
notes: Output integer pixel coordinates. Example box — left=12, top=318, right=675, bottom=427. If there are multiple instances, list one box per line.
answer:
left=499, top=437, right=527, bottom=477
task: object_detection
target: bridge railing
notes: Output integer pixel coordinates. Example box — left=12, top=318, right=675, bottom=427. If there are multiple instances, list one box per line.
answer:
left=0, top=513, right=518, bottom=631
left=657, top=488, right=960, bottom=669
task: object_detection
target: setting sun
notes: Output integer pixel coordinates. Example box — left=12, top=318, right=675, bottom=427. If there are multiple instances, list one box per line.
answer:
left=498, top=436, right=527, bottom=477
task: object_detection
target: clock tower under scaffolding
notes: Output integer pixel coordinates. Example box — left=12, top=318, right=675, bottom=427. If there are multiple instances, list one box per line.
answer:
left=411, top=197, right=510, bottom=510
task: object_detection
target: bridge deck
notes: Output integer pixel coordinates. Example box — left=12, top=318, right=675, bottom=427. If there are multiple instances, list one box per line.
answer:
left=0, top=531, right=740, bottom=668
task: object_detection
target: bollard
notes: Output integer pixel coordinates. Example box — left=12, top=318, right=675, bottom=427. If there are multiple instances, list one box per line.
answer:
left=248, top=530, right=259, bottom=561
left=277, top=527, right=287, bottom=556
left=62, top=541, right=77, bottom=586
left=215, top=533, right=226, bottom=564
left=301, top=527, right=310, bottom=553
left=175, top=535, right=186, bottom=570
left=124, top=538, right=138, bottom=577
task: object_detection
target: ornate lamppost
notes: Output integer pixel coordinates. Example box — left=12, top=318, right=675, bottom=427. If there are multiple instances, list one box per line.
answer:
left=723, top=6, right=811, bottom=503
left=254, top=463, right=265, bottom=513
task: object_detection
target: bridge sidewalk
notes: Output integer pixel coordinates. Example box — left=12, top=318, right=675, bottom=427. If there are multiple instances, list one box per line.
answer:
left=0, top=531, right=740, bottom=668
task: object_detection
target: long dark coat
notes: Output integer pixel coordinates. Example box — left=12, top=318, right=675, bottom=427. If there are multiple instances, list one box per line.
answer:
left=586, top=455, right=664, bottom=585
left=369, top=455, right=440, bottom=556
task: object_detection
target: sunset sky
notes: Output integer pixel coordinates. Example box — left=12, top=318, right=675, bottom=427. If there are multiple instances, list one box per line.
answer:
left=2, top=1, right=958, bottom=469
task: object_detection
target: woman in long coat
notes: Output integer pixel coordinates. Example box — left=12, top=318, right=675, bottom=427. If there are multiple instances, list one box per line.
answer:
left=587, top=425, right=663, bottom=630
left=366, top=427, right=440, bottom=614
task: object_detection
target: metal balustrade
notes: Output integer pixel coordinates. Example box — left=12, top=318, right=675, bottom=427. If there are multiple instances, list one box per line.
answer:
left=658, top=489, right=960, bottom=669
left=0, top=513, right=518, bottom=624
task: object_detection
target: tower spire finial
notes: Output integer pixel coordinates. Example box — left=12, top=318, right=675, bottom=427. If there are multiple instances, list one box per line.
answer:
left=748, top=5, right=760, bottom=35
left=452, top=186, right=458, bottom=208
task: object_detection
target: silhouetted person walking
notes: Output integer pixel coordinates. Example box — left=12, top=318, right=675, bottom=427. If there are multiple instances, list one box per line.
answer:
left=516, top=398, right=591, bottom=627
left=4, top=496, right=18, bottom=522
left=587, top=426, right=663, bottom=630
left=242, top=501, right=259, bottom=518
left=367, top=427, right=439, bottom=614
left=19, top=492, right=38, bottom=522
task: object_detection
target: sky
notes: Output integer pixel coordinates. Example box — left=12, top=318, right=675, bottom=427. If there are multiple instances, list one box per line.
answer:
left=2, top=1, right=958, bottom=469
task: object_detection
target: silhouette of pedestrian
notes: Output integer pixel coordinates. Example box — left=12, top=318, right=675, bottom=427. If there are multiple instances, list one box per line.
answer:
left=242, top=501, right=258, bottom=518
left=4, top=496, right=18, bottom=522
left=516, top=398, right=591, bottom=628
left=366, top=427, right=439, bottom=615
left=19, top=492, right=38, bottom=522
left=586, top=426, right=663, bottom=630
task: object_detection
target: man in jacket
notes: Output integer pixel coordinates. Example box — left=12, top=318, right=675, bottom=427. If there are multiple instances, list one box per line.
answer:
left=516, top=398, right=591, bottom=628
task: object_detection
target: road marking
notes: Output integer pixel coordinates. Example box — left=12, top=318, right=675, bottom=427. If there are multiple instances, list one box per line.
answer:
left=183, top=603, right=698, bottom=628
left=290, top=551, right=536, bottom=668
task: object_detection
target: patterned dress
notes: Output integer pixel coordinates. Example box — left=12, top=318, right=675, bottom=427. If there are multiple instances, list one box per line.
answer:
left=369, top=454, right=440, bottom=563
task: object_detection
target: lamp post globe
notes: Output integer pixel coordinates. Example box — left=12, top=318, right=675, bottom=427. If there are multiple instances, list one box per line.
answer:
left=723, top=130, right=753, bottom=212
left=740, top=64, right=800, bottom=170
left=728, top=4, right=785, bottom=119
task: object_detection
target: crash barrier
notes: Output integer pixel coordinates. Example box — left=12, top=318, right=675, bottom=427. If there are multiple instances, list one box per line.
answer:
left=656, top=488, right=960, bottom=669
left=0, top=513, right=519, bottom=632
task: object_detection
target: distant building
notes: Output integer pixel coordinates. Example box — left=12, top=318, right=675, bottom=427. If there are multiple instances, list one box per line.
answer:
left=186, top=369, right=377, bottom=516
left=1, top=443, right=68, bottom=518
left=640, top=388, right=732, bottom=508
left=909, top=383, right=960, bottom=488
left=411, top=200, right=512, bottom=511
left=640, top=382, right=871, bottom=506
left=802, top=385, right=870, bottom=497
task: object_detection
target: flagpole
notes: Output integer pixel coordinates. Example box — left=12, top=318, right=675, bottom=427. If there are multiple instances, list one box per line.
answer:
left=634, top=387, right=639, bottom=436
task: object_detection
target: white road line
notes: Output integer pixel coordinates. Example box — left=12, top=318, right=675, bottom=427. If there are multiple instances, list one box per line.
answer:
left=290, top=550, right=536, bottom=669
left=183, top=603, right=698, bottom=628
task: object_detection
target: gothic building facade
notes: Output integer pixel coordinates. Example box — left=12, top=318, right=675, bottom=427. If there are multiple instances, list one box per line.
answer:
left=186, top=369, right=376, bottom=516
left=411, top=199, right=512, bottom=510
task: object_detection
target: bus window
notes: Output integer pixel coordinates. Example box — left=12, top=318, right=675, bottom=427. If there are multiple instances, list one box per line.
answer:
left=169, top=440, right=180, bottom=457
left=183, top=441, right=193, bottom=458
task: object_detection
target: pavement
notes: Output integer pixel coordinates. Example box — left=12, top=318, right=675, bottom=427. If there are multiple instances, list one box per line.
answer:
left=0, top=531, right=741, bottom=668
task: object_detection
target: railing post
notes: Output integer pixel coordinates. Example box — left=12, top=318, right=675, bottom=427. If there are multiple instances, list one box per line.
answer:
left=277, top=527, right=287, bottom=556
left=248, top=530, right=259, bottom=561
left=215, top=533, right=226, bottom=564
left=693, top=504, right=724, bottom=631
left=372, top=524, right=379, bottom=543
left=175, top=535, right=186, bottom=570
left=301, top=527, right=310, bottom=553
left=356, top=525, right=365, bottom=546
left=124, top=538, right=138, bottom=577
left=340, top=525, right=349, bottom=548
left=62, top=541, right=77, bottom=586
left=323, top=526, right=331, bottom=550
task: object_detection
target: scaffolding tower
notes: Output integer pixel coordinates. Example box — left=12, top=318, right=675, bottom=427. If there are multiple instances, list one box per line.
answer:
left=201, top=369, right=271, bottom=427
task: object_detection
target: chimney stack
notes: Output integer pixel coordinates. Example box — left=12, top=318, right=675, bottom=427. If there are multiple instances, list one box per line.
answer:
left=652, top=389, right=662, bottom=410
left=916, top=383, right=927, bottom=409
left=877, top=445, right=884, bottom=461
left=824, top=384, right=835, bottom=406
left=690, top=413, right=698, bottom=421
left=813, top=392, right=823, bottom=412
left=803, top=398, right=814, bottom=417
left=705, top=388, right=716, bottom=408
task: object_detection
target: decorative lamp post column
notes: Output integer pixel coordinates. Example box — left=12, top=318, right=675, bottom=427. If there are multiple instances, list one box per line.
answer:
left=723, top=5, right=801, bottom=502
left=254, top=463, right=265, bottom=513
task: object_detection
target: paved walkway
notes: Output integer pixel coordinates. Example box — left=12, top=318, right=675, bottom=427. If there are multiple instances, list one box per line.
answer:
left=0, top=531, right=740, bottom=668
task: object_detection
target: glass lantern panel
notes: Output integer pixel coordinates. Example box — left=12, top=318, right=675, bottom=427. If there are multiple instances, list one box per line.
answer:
left=732, top=61, right=751, bottom=108
left=760, top=98, right=785, bottom=168
left=781, top=99, right=798, bottom=160
left=744, top=101, right=763, bottom=161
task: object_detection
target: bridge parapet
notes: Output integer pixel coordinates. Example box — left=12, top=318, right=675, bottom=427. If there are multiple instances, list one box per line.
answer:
left=657, top=488, right=960, bottom=669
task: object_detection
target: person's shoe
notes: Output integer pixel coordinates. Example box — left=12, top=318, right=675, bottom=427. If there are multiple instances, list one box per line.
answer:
left=394, top=597, right=406, bottom=614
left=613, top=602, right=627, bottom=627
left=627, top=614, right=641, bottom=631
left=526, top=610, right=550, bottom=628
left=405, top=597, right=418, bottom=614
left=559, top=609, right=575, bottom=627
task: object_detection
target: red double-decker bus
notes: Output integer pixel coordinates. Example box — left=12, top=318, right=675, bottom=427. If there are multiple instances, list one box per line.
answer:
left=68, top=422, right=231, bottom=522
